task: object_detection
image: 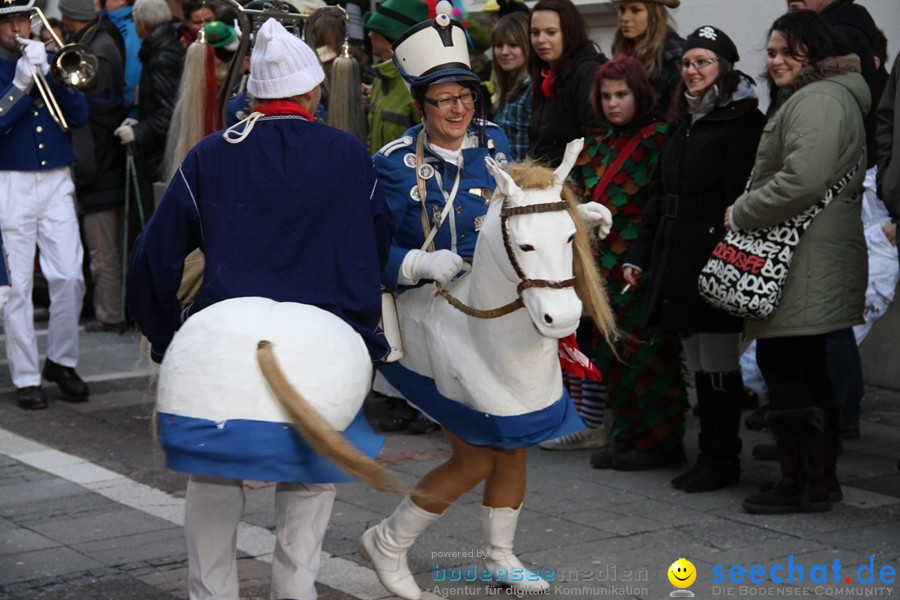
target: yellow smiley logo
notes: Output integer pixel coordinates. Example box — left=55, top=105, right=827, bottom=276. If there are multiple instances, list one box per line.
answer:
left=668, top=558, right=697, bottom=588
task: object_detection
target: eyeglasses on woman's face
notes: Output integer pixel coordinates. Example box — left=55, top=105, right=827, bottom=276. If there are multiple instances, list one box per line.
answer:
left=423, top=90, right=478, bottom=111
left=681, top=57, right=718, bottom=71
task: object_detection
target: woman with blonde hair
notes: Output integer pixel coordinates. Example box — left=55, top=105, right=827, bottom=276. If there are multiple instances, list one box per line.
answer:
left=490, top=11, right=532, bottom=159
left=611, top=0, right=682, bottom=117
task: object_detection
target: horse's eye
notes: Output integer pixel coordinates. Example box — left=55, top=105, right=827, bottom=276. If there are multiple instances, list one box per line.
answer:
left=518, top=244, right=535, bottom=252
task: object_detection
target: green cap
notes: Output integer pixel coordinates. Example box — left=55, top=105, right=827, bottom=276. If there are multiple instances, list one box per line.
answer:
left=203, top=21, right=237, bottom=48
left=363, top=0, right=429, bottom=43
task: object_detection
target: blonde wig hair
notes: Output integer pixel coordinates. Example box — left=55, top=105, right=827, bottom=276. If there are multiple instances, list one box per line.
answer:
left=163, top=40, right=215, bottom=182
left=611, top=1, right=673, bottom=80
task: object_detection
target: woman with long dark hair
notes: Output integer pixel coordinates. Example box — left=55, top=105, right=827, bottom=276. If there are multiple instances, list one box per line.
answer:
left=528, top=0, right=606, bottom=166
left=738, top=10, right=868, bottom=514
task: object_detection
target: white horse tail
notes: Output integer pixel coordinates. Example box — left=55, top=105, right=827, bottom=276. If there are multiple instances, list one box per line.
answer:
left=562, top=186, right=620, bottom=353
left=164, top=40, right=219, bottom=183
left=256, top=341, right=401, bottom=493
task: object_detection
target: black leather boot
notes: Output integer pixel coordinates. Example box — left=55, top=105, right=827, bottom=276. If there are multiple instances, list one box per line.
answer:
left=822, top=405, right=843, bottom=502
left=682, top=371, right=743, bottom=493
left=672, top=372, right=713, bottom=489
left=742, top=407, right=831, bottom=514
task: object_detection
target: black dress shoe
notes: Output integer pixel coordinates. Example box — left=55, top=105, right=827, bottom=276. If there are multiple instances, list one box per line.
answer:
left=84, top=320, right=125, bottom=333
left=406, top=414, right=439, bottom=434
left=744, top=405, right=768, bottom=430
left=42, top=359, right=90, bottom=401
left=611, top=446, right=687, bottom=471
left=17, top=386, right=48, bottom=410
left=590, top=438, right=633, bottom=469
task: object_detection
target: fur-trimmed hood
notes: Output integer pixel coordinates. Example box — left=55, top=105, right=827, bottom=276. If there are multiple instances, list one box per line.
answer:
left=777, top=54, right=870, bottom=115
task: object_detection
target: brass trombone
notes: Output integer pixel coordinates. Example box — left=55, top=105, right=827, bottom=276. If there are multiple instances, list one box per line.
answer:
left=19, top=6, right=99, bottom=132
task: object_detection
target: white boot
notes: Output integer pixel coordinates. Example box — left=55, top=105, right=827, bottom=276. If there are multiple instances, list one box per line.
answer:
left=481, top=505, right=550, bottom=593
left=360, top=496, right=440, bottom=600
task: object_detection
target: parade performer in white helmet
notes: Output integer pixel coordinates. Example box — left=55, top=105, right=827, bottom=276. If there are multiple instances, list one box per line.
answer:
left=361, top=4, right=614, bottom=598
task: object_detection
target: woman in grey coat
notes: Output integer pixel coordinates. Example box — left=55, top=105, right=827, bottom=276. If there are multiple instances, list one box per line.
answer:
left=728, top=10, right=870, bottom=515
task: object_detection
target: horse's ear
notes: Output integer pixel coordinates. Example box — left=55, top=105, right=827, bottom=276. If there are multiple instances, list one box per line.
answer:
left=485, top=157, right=520, bottom=203
left=554, top=138, right=585, bottom=183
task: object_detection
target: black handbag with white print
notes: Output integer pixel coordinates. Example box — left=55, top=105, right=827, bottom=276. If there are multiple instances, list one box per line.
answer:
left=697, top=159, right=860, bottom=320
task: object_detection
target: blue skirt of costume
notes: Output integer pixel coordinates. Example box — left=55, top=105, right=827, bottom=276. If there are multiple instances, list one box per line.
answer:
left=379, top=362, right=585, bottom=449
left=157, top=408, right=383, bottom=483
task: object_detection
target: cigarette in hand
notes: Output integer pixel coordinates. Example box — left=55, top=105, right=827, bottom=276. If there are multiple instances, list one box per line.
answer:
left=621, top=283, right=631, bottom=294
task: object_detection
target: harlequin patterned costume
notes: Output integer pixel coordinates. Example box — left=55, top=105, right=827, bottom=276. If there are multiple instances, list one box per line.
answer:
left=570, top=115, right=688, bottom=452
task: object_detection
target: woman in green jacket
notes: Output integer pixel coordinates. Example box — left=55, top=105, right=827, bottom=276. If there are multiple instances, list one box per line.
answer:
left=730, top=10, right=870, bottom=515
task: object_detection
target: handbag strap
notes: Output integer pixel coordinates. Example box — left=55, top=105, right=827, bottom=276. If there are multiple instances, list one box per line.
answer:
left=793, top=156, right=862, bottom=231
left=591, top=122, right=659, bottom=203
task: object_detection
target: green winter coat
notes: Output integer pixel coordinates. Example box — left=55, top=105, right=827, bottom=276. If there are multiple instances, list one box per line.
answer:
left=368, top=60, right=420, bottom=155
left=731, top=56, right=871, bottom=340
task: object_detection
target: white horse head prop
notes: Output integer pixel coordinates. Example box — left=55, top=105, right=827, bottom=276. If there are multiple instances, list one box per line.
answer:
left=483, top=138, right=584, bottom=338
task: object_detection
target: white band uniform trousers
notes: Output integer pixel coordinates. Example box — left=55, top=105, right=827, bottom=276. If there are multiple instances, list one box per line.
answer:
left=0, top=167, right=84, bottom=388
left=185, top=475, right=336, bottom=600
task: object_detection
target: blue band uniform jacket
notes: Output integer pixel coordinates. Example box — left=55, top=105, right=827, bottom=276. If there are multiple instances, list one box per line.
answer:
left=0, top=47, right=89, bottom=170
left=375, top=120, right=512, bottom=289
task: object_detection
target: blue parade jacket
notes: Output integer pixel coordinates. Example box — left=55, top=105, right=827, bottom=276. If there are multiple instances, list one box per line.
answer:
left=127, top=114, right=395, bottom=363
left=374, top=121, right=511, bottom=289
left=0, top=48, right=88, bottom=170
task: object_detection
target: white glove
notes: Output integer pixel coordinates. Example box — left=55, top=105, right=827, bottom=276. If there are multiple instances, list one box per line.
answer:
left=120, top=117, right=139, bottom=127
left=400, top=249, right=464, bottom=285
left=12, top=56, right=34, bottom=92
left=576, top=202, right=613, bottom=240
left=18, top=37, right=49, bottom=74
left=114, top=124, right=136, bottom=145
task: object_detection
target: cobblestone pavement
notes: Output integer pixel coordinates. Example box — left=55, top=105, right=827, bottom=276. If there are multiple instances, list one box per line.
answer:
left=1, top=325, right=898, bottom=599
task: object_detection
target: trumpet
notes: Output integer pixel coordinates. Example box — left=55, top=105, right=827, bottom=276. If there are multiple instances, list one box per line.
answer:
left=19, top=7, right=99, bottom=132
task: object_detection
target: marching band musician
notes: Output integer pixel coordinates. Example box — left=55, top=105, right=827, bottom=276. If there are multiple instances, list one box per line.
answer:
left=0, top=0, right=90, bottom=410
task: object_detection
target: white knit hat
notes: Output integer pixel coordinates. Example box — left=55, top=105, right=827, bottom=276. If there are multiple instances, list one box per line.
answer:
left=247, top=19, right=325, bottom=100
